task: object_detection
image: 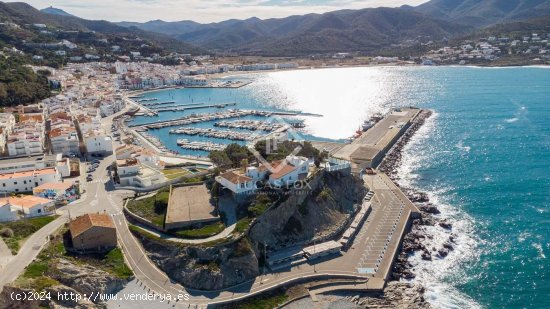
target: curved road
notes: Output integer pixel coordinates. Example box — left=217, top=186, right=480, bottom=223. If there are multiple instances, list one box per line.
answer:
left=0, top=109, right=404, bottom=308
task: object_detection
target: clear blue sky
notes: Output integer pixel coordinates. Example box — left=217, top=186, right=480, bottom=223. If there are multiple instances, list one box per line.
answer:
left=13, top=0, right=429, bottom=23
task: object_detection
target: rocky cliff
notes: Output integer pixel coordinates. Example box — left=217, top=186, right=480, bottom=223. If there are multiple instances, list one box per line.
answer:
left=134, top=236, right=259, bottom=290
left=249, top=170, right=366, bottom=249
left=0, top=258, right=129, bottom=308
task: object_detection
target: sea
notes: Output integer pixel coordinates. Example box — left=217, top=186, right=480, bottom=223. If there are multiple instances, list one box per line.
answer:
left=131, top=66, right=549, bottom=309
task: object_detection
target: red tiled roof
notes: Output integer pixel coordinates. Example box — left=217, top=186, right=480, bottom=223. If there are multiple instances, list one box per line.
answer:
left=220, top=170, right=252, bottom=184
left=269, top=164, right=298, bottom=180
left=69, top=213, right=115, bottom=238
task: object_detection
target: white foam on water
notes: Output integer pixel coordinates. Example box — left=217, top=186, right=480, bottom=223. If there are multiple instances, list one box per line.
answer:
left=505, top=117, right=519, bottom=123
left=532, top=243, right=546, bottom=259
left=396, top=112, right=483, bottom=309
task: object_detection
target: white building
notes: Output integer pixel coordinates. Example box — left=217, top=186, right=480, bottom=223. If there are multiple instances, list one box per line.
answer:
left=116, top=158, right=166, bottom=188
left=0, top=168, right=61, bottom=193
left=0, top=196, right=55, bottom=222
left=84, top=134, right=113, bottom=154
left=215, top=155, right=310, bottom=194
left=7, top=133, right=43, bottom=156
left=216, top=170, right=256, bottom=195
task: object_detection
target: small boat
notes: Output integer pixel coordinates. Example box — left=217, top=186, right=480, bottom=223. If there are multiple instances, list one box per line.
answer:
left=362, top=120, right=374, bottom=131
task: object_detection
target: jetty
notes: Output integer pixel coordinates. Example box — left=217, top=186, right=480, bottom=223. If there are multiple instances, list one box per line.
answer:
left=214, top=120, right=286, bottom=132
left=154, top=102, right=237, bottom=113
left=129, top=109, right=274, bottom=130
left=140, top=101, right=176, bottom=106
left=169, top=127, right=260, bottom=141
left=177, top=139, right=227, bottom=151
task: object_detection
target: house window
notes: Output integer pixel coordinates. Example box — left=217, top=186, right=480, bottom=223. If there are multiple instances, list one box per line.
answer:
left=37, top=209, right=42, bottom=213
left=23, top=180, right=27, bottom=184
left=240, top=183, right=245, bottom=188
left=13, top=181, right=17, bottom=185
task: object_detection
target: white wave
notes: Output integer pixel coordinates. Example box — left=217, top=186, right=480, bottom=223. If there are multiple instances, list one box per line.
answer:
left=505, top=117, right=519, bottom=123
left=456, top=140, right=471, bottom=153
left=532, top=243, right=546, bottom=259
left=396, top=111, right=482, bottom=309
left=518, top=231, right=531, bottom=243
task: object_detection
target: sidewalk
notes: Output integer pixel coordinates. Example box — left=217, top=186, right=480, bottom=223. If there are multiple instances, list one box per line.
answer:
left=0, top=237, right=13, bottom=270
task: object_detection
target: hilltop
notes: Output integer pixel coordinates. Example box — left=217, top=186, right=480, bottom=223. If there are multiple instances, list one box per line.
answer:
left=414, top=0, right=550, bottom=27
left=116, top=0, right=550, bottom=56
left=0, top=1, right=202, bottom=55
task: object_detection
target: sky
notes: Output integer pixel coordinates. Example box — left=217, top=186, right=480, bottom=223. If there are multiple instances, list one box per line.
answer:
left=11, top=0, right=429, bottom=23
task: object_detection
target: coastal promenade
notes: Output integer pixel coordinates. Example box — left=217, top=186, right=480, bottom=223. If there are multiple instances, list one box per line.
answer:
left=0, top=105, right=427, bottom=308
left=313, top=107, right=422, bottom=172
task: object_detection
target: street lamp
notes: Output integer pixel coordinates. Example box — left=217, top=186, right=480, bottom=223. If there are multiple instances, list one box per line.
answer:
left=260, top=242, right=267, bottom=284
left=313, top=227, right=317, bottom=273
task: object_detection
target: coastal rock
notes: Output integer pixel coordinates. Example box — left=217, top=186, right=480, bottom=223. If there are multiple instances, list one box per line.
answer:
left=0, top=286, right=42, bottom=309
left=437, top=248, right=449, bottom=258
left=409, top=192, right=430, bottom=203
left=132, top=234, right=259, bottom=290
left=443, top=242, right=454, bottom=251
left=352, top=281, right=431, bottom=309
left=249, top=171, right=366, bottom=249
left=438, top=220, right=452, bottom=230
left=421, top=251, right=432, bottom=261
left=50, top=259, right=128, bottom=299
left=46, top=285, right=97, bottom=308
left=420, top=204, right=440, bottom=214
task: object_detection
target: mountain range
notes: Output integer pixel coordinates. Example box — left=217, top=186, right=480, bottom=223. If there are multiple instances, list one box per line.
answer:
left=5, top=0, right=550, bottom=57
left=414, top=0, right=550, bottom=27
left=0, top=2, right=202, bottom=54
left=114, top=0, right=550, bottom=55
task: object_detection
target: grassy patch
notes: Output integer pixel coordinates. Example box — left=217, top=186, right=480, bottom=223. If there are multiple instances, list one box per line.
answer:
left=169, top=221, right=225, bottom=239
left=316, top=187, right=334, bottom=203
left=23, top=261, right=49, bottom=279
left=235, top=217, right=253, bottom=234
left=104, top=248, right=133, bottom=279
left=0, top=215, right=58, bottom=254
left=17, top=230, right=133, bottom=292
left=233, top=293, right=288, bottom=309
left=162, top=168, right=189, bottom=180
left=127, top=191, right=169, bottom=228
left=231, top=238, right=253, bottom=258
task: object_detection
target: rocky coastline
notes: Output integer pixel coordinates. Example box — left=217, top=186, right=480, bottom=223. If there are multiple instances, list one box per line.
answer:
left=376, top=109, right=457, bottom=301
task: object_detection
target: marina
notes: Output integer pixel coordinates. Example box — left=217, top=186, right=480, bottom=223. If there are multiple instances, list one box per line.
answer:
left=140, top=100, right=176, bottom=106
left=131, top=109, right=276, bottom=129
left=154, top=102, right=237, bottom=113
left=214, top=120, right=286, bottom=131
left=169, top=127, right=261, bottom=141
left=177, top=139, right=227, bottom=151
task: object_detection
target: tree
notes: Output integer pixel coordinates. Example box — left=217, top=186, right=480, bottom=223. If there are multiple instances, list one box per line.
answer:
left=208, top=150, right=231, bottom=168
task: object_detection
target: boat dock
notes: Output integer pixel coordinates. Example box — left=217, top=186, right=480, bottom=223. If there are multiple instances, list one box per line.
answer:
left=129, top=109, right=275, bottom=130
left=214, top=120, right=286, bottom=132
left=124, top=97, right=158, bottom=116
left=177, top=139, right=227, bottom=151
left=313, top=107, right=423, bottom=173
left=154, top=102, right=237, bottom=113
left=140, top=101, right=176, bottom=106
left=170, top=127, right=260, bottom=141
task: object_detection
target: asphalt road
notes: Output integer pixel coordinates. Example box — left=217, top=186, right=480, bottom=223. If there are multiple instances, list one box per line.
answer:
left=0, top=104, right=419, bottom=308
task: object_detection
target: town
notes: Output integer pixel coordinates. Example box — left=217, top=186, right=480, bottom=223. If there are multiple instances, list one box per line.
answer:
left=0, top=55, right=435, bottom=308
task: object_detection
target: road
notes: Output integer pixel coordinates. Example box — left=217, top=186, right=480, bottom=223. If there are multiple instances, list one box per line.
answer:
left=0, top=104, right=421, bottom=308
left=0, top=161, right=415, bottom=307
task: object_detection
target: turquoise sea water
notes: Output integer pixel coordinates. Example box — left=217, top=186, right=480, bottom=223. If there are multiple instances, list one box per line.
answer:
left=134, top=66, right=549, bottom=308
